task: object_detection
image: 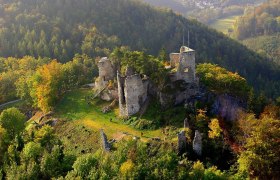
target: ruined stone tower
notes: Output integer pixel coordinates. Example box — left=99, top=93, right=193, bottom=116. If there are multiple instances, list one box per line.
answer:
left=117, top=70, right=148, bottom=117
left=97, top=57, right=115, bottom=82
left=95, top=57, right=118, bottom=101
left=170, top=46, right=196, bottom=83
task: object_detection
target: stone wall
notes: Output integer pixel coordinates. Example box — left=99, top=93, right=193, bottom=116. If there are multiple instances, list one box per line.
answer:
left=95, top=57, right=117, bottom=101
left=170, top=53, right=180, bottom=67
left=97, top=57, right=115, bottom=82
left=176, top=51, right=196, bottom=83
left=170, top=46, right=196, bottom=83
left=117, top=72, right=127, bottom=116
left=125, top=74, right=147, bottom=116
left=117, top=72, right=148, bottom=117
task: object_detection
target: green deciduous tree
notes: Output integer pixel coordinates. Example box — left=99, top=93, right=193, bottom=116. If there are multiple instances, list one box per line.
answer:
left=72, top=154, right=98, bottom=179
left=196, top=63, right=250, bottom=98
left=0, top=108, right=25, bottom=141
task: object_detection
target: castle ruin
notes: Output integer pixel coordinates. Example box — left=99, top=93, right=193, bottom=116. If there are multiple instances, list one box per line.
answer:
left=98, top=57, right=115, bottom=82
left=158, top=46, right=199, bottom=106
left=170, top=46, right=196, bottom=83
left=117, top=70, right=149, bottom=117
left=94, top=57, right=118, bottom=101
left=94, top=45, right=199, bottom=117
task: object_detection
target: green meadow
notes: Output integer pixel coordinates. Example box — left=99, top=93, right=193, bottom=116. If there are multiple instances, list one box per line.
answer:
left=53, top=89, right=170, bottom=154
left=210, top=15, right=240, bottom=35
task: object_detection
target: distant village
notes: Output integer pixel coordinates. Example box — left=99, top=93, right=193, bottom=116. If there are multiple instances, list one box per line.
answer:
left=178, top=0, right=225, bottom=9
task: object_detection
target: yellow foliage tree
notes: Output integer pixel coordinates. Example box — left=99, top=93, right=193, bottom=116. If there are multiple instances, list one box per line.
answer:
left=32, top=60, right=63, bottom=112
left=120, top=159, right=135, bottom=178
left=208, top=119, right=222, bottom=139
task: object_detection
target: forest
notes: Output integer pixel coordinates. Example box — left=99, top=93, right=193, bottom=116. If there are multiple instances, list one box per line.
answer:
left=234, top=0, right=280, bottom=40
left=0, top=0, right=279, bottom=99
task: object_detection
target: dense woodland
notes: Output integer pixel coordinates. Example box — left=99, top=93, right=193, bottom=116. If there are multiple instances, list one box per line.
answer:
left=0, top=0, right=279, bottom=99
left=242, top=34, right=280, bottom=65
left=234, top=0, right=280, bottom=40
left=0, top=0, right=279, bottom=179
left=231, top=0, right=280, bottom=66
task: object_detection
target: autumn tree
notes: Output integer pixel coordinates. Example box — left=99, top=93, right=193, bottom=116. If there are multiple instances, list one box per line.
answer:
left=237, top=115, right=280, bottom=179
left=208, top=118, right=222, bottom=139
left=30, top=60, right=64, bottom=112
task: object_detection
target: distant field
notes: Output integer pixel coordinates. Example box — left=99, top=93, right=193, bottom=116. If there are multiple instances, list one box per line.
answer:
left=210, top=15, right=240, bottom=35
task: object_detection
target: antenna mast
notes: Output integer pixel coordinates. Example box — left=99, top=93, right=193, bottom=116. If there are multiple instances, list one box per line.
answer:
left=183, top=28, right=185, bottom=46
left=188, top=30, right=190, bottom=47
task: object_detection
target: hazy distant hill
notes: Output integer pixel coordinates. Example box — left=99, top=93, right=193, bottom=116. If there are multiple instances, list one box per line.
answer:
left=141, top=0, right=187, bottom=13
left=141, top=0, right=266, bottom=23
left=0, top=0, right=279, bottom=97
left=141, top=0, right=265, bottom=12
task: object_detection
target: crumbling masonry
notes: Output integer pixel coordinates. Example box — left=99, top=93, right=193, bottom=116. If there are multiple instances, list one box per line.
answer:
left=170, top=46, right=196, bottom=83
left=117, top=71, right=148, bottom=117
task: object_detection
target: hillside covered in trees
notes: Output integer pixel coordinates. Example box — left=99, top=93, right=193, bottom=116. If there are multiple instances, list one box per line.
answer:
left=0, top=0, right=279, bottom=99
left=242, top=34, right=280, bottom=65
left=232, top=0, right=280, bottom=66
left=234, top=0, right=280, bottom=40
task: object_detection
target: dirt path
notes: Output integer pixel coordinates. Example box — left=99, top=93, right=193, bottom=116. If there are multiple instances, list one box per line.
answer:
left=0, top=99, right=21, bottom=108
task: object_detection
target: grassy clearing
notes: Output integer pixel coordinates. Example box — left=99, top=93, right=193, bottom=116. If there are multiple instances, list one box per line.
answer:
left=210, top=15, right=240, bottom=35
left=53, top=89, right=174, bottom=154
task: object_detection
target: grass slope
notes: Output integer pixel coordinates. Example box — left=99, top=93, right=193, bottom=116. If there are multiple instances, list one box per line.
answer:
left=54, top=89, right=165, bottom=154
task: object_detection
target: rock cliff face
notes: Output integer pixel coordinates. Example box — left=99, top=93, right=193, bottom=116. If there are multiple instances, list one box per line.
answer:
left=207, top=94, right=245, bottom=121
left=159, top=81, right=199, bottom=108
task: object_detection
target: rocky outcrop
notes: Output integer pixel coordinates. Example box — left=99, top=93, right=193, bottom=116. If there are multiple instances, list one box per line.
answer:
left=178, top=130, right=187, bottom=155
left=211, top=94, right=245, bottom=121
left=100, top=129, right=111, bottom=151
left=193, top=130, right=202, bottom=156
left=184, top=118, right=190, bottom=128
